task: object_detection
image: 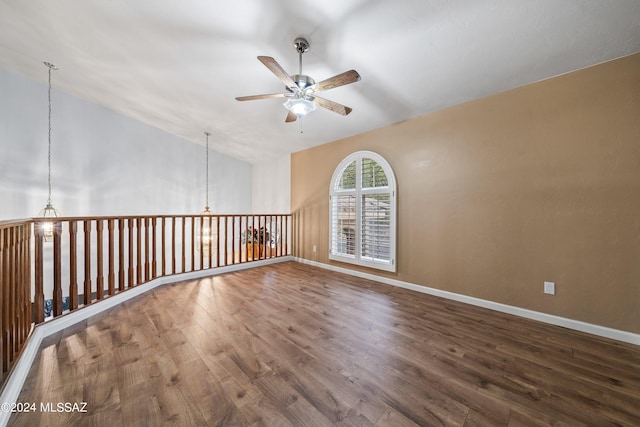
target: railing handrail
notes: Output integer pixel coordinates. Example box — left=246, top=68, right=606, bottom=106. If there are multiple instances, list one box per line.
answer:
left=29, top=213, right=290, bottom=222
left=0, top=219, right=32, bottom=228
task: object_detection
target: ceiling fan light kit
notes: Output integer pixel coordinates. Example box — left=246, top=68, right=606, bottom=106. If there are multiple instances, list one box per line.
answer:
left=283, top=97, right=316, bottom=116
left=236, top=37, right=360, bottom=124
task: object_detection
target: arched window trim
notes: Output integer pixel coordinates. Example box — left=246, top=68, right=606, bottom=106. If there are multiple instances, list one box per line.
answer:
left=329, top=151, right=397, bottom=272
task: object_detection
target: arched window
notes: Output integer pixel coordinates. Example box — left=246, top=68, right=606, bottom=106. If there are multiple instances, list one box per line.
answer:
left=329, top=151, right=396, bottom=272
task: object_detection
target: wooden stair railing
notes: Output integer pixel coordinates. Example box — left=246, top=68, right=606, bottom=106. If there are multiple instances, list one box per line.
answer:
left=0, top=214, right=291, bottom=384
left=0, top=220, right=32, bottom=385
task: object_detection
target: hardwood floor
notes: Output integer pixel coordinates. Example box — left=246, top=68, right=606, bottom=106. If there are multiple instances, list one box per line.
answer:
left=9, top=261, right=640, bottom=426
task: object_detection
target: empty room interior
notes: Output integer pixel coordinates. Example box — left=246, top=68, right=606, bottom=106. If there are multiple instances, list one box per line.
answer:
left=0, top=1, right=639, bottom=426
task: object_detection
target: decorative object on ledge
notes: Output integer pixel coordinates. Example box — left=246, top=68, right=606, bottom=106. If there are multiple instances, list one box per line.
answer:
left=195, top=131, right=216, bottom=257
left=38, top=61, right=60, bottom=242
left=242, top=226, right=271, bottom=260
left=44, top=297, right=70, bottom=318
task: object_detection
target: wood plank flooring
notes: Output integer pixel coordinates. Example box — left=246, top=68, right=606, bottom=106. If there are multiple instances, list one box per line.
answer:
left=9, top=261, right=640, bottom=426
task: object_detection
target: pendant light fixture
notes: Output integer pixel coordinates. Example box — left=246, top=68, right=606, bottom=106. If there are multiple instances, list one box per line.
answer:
left=196, top=131, right=216, bottom=258
left=38, top=62, right=60, bottom=241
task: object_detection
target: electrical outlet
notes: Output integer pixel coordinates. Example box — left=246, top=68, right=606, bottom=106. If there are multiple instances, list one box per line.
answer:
left=312, top=245, right=317, bottom=253
left=544, top=281, right=555, bottom=295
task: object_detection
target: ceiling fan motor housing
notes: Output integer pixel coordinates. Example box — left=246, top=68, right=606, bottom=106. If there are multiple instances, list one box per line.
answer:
left=290, top=74, right=316, bottom=92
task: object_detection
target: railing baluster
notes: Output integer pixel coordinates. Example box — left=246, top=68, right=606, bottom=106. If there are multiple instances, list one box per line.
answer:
left=128, top=218, right=134, bottom=288
left=207, top=216, right=213, bottom=269
left=161, top=217, right=166, bottom=277
left=0, top=229, right=4, bottom=379
left=241, top=216, right=244, bottom=261
left=136, top=218, right=142, bottom=285
left=18, top=226, right=26, bottom=346
left=6, top=229, right=14, bottom=363
left=9, top=229, right=16, bottom=354
left=0, top=229, right=3, bottom=380
left=24, top=225, right=31, bottom=342
left=171, top=217, right=176, bottom=275
left=257, top=215, right=262, bottom=260
left=216, top=215, right=222, bottom=267
left=253, top=215, right=257, bottom=261
left=280, top=215, right=284, bottom=257
left=108, top=219, right=115, bottom=296
left=144, top=217, right=150, bottom=281
left=191, top=216, right=200, bottom=271
left=268, top=215, right=272, bottom=259
left=229, top=215, right=233, bottom=266
left=15, top=227, right=23, bottom=346
left=244, top=215, right=248, bottom=262
left=53, top=222, right=63, bottom=316
left=181, top=218, right=186, bottom=274
left=83, top=220, right=92, bottom=307
left=118, top=219, right=125, bottom=292
left=96, top=220, right=104, bottom=300
left=33, top=224, right=44, bottom=324
left=279, top=215, right=282, bottom=257
left=69, top=221, right=78, bottom=310
left=275, top=216, right=278, bottom=258
left=284, top=215, right=288, bottom=255
left=152, top=217, right=157, bottom=279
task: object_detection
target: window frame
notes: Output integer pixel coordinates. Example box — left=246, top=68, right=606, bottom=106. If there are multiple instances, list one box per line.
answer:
left=329, top=151, right=396, bottom=272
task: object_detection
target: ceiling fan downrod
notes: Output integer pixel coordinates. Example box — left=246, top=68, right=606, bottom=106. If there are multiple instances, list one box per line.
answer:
left=293, top=37, right=309, bottom=76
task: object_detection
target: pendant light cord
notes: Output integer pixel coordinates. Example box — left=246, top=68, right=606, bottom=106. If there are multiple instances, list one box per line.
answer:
left=204, top=132, right=210, bottom=209
left=45, top=62, right=57, bottom=207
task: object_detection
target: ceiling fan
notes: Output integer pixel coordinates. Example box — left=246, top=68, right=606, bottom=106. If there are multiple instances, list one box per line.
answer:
left=235, top=37, right=361, bottom=123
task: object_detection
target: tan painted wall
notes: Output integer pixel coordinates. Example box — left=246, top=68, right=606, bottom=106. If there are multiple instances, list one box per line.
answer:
left=291, top=53, right=640, bottom=334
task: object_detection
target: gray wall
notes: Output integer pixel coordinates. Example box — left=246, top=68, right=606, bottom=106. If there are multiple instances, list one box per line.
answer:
left=0, top=67, right=252, bottom=220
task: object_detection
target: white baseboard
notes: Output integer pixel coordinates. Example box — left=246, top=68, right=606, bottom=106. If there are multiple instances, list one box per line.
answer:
left=0, top=256, right=293, bottom=427
left=294, top=257, right=640, bottom=346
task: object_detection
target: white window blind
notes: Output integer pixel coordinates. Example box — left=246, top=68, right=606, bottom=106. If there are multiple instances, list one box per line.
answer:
left=329, top=151, right=396, bottom=272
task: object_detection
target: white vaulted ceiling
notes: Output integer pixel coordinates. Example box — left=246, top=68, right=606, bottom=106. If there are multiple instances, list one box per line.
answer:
left=1, top=1, right=639, bottom=164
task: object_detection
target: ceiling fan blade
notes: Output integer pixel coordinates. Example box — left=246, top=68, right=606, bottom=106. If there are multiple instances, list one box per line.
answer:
left=235, top=93, right=285, bottom=101
left=315, top=70, right=361, bottom=93
left=258, top=56, right=297, bottom=89
left=314, top=96, right=353, bottom=116
left=285, top=110, right=297, bottom=123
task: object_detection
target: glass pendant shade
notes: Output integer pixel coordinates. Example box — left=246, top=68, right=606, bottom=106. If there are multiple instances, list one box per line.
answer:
left=196, top=206, right=217, bottom=256
left=284, top=97, right=316, bottom=116
left=38, top=202, right=59, bottom=242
